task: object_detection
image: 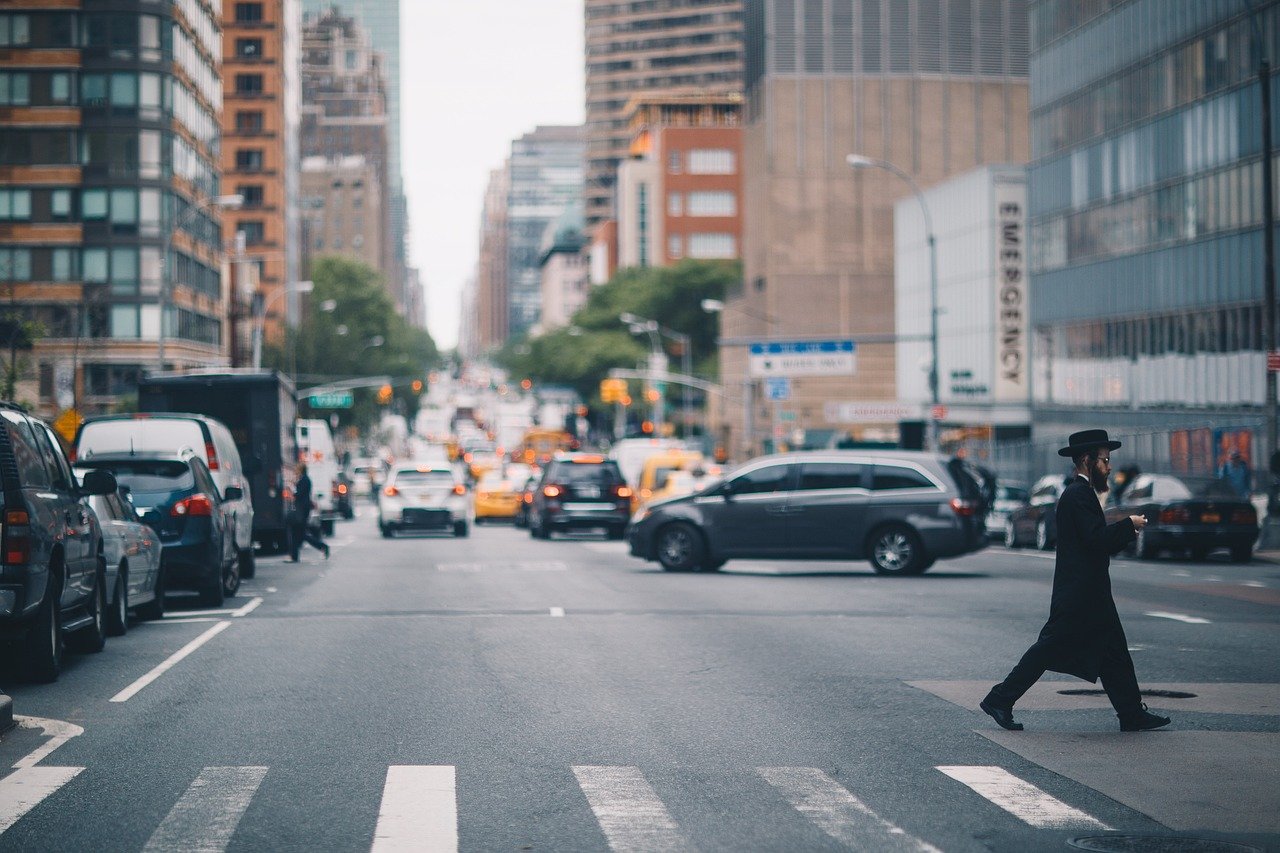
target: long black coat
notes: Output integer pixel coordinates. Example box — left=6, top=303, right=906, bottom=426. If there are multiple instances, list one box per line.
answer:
left=1035, top=475, right=1136, bottom=682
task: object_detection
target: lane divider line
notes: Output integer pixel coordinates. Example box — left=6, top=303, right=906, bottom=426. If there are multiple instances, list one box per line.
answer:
left=11, top=716, right=85, bottom=769
left=1144, top=611, right=1212, bottom=624
left=573, top=765, right=692, bottom=853
left=142, top=766, right=268, bottom=852
left=936, top=766, right=1111, bottom=829
left=232, top=597, right=263, bottom=617
left=550, top=607, right=565, bottom=618
left=0, top=766, right=85, bottom=835
left=111, top=621, right=232, bottom=703
left=371, top=765, right=458, bottom=853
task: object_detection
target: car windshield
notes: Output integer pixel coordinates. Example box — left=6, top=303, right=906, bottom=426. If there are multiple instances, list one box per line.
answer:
left=394, top=470, right=454, bottom=486
left=76, top=460, right=193, bottom=504
left=553, top=463, right=622, bottom=485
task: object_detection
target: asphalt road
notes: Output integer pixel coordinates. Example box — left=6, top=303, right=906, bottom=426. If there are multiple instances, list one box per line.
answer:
left=2, top=508, right=1277, bottom=852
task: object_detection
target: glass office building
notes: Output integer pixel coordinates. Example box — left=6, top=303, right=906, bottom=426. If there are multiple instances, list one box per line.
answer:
left=1028, top=0, right=1280, bottom=475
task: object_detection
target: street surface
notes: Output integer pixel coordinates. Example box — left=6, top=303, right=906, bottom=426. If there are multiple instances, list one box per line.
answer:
left=2, top=510, right=1277, bottom=852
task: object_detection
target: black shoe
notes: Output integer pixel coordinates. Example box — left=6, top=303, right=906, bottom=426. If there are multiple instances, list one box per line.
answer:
left=323, top=545, right=330, bottom=560
left=980, top=699, right=1024, bottom=731
left=1119, top=704, right=1171, bottom=732
left=288, top=556, right=300, bottom=563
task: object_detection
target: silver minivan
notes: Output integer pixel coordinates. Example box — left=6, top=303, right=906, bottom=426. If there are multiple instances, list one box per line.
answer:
left=74, top=414, right=257, bottom=577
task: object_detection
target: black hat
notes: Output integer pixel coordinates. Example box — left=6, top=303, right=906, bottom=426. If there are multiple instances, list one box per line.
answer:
left=1057, top=429, right=1122, bottom=457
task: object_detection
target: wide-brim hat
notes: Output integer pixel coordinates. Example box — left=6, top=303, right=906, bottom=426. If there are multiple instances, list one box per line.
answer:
left=1057, top=429, right=1122, bottom=457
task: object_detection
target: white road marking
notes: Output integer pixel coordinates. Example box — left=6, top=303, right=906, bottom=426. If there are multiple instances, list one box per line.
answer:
left=1145, top=611, right=1212, bottom=624
left=329, top=537, right=356, bottom=547
left=0, top=766, right=84, bottom=834
left=758, top=767, right=941, bottom=852
left=1242, top=580, right=1266, bottom=588
left=436, top=561, right=568, bottom=572
left=143, top=766, right=267, bottom=852
left=111, top=621, right=232, bottom=702
left=370, top=765, right=458, bottom=853
left=156, top=617, right=222, bottom=625
left=550, top=607, right=565, bottom=617
left=11, top=716, right=84, bottom=769
left=1172, top=570, right=1192, bottom=577
left=936, top=766, right=1110, bottom=829
left=232, top=597, right=262, bottom=617
left=573, top=765, right=692, bottom=852
left=266, top=587, right=278, bottom=593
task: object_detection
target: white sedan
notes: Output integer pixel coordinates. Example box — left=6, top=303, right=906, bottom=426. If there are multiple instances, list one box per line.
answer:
left=378, top=465, right=471, bottom=538
left=88, top=490, right=164, bottom=631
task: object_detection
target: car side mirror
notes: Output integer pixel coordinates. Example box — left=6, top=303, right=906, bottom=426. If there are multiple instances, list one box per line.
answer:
left=82, top=469, right=118, bottom=496
left=720, top=481, right=737, bottom=500
left=223, top=486, right=244, bottom=502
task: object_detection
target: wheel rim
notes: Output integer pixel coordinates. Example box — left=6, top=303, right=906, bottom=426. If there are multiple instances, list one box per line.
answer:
left=116, top=576, right=127, bottom=625
left=1036, top=521, right=1047, bottom=549
left=224, top=560, right=239, bottom=594
left=1004, top=521, right=1015, bottom=547
left=1136, top=529, right=1146, bottom=555
left=875, top=532, right=912, bottom=571
left=660, top=529, right=693, bottom=566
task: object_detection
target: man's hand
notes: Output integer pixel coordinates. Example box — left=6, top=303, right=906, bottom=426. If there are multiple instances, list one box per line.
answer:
left=1129, top=514, right=1147, bottom=530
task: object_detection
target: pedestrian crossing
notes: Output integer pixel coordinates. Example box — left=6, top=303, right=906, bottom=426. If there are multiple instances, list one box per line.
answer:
left=0, top=759, right=1124, bottom=851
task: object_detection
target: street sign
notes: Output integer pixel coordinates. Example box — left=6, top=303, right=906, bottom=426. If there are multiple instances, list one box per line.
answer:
left=764, top=376, right=791, bottom=401
left=749, top=340, right=856, bottom=377
left=309, top=391, right=354, bottom=409
left=823, top=401, right=919, bottom=423
left=53, top=408, right=82, bottom=443
left=1269, top=351, right=1280, bottom=373
left=931, top=404, right=948, bottom=421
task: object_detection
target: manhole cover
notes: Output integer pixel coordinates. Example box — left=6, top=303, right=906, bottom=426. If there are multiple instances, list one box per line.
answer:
left=1056, top=689, right=1197, bottom=698
left=1068, top=836, right=1261, bottom=852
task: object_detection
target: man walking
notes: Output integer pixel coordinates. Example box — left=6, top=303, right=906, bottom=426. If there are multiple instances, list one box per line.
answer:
left=1216, top=449, right=1252, bottom=500
left=289, top=462, right=330, bottom=562
left=981, top=429, right=1170, bottom=732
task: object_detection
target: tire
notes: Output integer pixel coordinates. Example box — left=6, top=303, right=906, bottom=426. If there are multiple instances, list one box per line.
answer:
left=21, top=575, right=62, bottom=683
left=530, top=517, right=549, bottom=540
left=239, top=547, right=256, bottom=580
left=1035, top=518, right=1053, bottom=551
left=105, top=566, right=128, bottom=637
left=655, top=522, right=705, bottom=572
left=453, top=520, right=469, bottom=537
left=136, top=564, right=166, bottom=621
left=222, top=548, right=241, bottom=600
left=69, top=561, right=108, bottom=654
left=1135, top=527, right=1158, bottom=560
left=1229, top=544, right=1252, bottom=563
left=380, top=522, right=393, bottom=538
left=1189, top=546, right=1210, bottom=562
left=1004, top=520, right=1018, bottom=549
left=321, top=518, right=335, bottom=537
left=200, top=552, right=226, bottom=608
left=868, top=525, right=926, bottom=576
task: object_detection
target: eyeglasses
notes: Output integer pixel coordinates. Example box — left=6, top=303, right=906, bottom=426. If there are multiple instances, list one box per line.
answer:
left=1096, top=457, right=1111, bottom=466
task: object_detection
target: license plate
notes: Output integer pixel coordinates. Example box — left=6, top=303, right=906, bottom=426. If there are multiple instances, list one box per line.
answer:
left=563, top=502, right=610, bottom=511
left=1200, top=512, right=1220, bottom=523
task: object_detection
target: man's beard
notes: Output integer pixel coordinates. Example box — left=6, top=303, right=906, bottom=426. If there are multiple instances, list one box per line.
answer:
left=1089, top=461, right=1110, bottom=493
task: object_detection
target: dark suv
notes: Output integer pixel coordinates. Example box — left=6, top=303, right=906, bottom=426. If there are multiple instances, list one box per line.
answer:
left=0, top=404, right=118, bottom=682
left=628, top=450, right=988, bottom=574
left=528, top=454, right=632, bottom=540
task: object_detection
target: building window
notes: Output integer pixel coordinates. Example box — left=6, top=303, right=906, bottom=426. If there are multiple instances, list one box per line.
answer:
left=235, top=149, right=264, bottom=171
left=0, top=72, right=30, bottom=105
left=668, top=234, right=683, bottom=259
left=235, top=110, right=264, bottom=133
left=110, top=247, right=138, bottom=293
left=668, top=192, right=683, bottom=216
left=234, top=74, right=264, bottom=95
left=111, top=305, right=139, bottom=338
left=239, top=220, right=265, bottom=245
left=50, top=189, right=72, bottom=219
left=688, top=149, right=736, bottom=175
left=688, top=233, right=737, bottom=259
left=688, top=191, right=736, bottom=217
left=352, top=234, right=364, bottom=248
left=667, top=150, right=682, bottom=173
left=0, top=248, right=32, bottom=281
left=0, top=189, right=32, bottom=220
left=235, top=38, right=263, bottom=58
left=0, top=15, right=31, bottom=47
left=237, top=185, right=264, bottom=208
left=81, top=189, right=108, bottom=220
left=83, top=248, right=107, bottom=282
left=234, top=3, right=264, bottom=23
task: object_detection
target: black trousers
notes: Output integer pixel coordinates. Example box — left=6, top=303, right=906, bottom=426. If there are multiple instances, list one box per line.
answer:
left=288, top=513, right=326, bottom=559
left=987, top=636, right=1143, bottom=718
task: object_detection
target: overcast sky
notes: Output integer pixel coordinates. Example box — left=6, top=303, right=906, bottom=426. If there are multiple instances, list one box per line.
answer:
left=402, top=1, right=585, bottom=350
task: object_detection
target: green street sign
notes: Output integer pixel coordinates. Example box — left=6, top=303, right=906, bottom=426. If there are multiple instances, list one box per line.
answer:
left=309, top=391, right=354, bottom=409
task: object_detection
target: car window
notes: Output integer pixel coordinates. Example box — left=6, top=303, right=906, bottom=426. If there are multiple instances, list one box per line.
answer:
left=190, top=459, right=218, bottom=497
left=1151, top=478, right=1192, bottom=502
left=797, top=462, right=867, bottom=491
left=115, top=491, right=139, bottom=522
left=394, top=470, right=455, bottom=485
left=34, top=424, right=73, bottom=491
left=730, top=464, right=793, bottom=495
left=2, top=412, right=51, bottom=488
left=1126, top=478, right=1153, bottom=501
left=90, top=494, right=117, bottom=521
left=871, top=465, right=936, bottom=492
left=550, top=462, right=623, bottom=485
left=80, top=460, right=194, bottom=504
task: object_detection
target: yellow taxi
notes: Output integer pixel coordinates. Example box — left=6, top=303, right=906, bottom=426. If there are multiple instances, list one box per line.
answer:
left=633, top=450, right=704, bottom=512
left=473, top=465, right=529, bottom=522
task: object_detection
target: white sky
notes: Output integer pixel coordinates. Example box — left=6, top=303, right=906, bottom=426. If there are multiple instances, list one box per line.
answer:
left=402, top=1, right=586, bottom=350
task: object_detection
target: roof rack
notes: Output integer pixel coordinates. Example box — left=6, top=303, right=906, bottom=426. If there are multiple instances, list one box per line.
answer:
left=0, top=401, right=28, bottom=413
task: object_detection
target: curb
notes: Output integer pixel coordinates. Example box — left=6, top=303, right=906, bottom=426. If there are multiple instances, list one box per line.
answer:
left=0, top=692, right=12, bottom=735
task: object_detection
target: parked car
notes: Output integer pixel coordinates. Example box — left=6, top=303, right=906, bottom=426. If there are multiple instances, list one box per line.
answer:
left=86, top=487, right=163, bottom=630
left=0, top=404, right=117, bottom=682
left=1004, top=473, right=1073, bottom=550
left=350, top=457, right=384, bottom=502
left=378, top=464, right=470, bottom=537
left=627, top=451, right=989, bottom=575
left=986, top=484, right=1030, bottom=541
left=1106, top=474, right=1257, bottom=562
left=76, top=413, right=257, bottom=578
left=528, top=454, right=632, bottom=540
left=75, top=452, right=241, bottom=607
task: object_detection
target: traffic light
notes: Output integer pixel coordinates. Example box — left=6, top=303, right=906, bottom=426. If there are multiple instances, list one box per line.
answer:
left=376, top=384, right=393, bottom=405
left=411, top=379, right=424, bottom=394
left=600, top=378, right=627, bottom=403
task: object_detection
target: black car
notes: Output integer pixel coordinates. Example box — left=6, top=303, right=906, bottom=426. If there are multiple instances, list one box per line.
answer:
left=627, top=451, right=989, bottom=575
left=1004, top=473, right=1073, bottom=550
left=528, top=454, right=632, bottom=540
left=76, top=452, right=241, bottom=607
left=1105, top=474, right=1257, bottom=562
left=0, top=403, right=118, bottom=682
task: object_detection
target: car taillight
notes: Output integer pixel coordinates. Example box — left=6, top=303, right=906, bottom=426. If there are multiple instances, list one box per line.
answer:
left=1232, top=507, right=1258, bottom=525
left=523, top=493, right=533, bottom=503
left=1160, top=507, right=1191, bottom=524
left=337, top=483, right=347, bottom=495
left=3, top=509, right=31, bottom=565
left=453, top=484, right=466, bottom=495
left=384, top=485, right=399, bottom=497
left=205, top=441, right=219, bottom=471
left=542, top=485, right=562, bottom=498
left=614, top=485, right=633, bottom=499
left=67, top=446, right=76, bottom=462
left=171, top=495, right=214, bottom=517
left=950, top=498, right=978, bottom=517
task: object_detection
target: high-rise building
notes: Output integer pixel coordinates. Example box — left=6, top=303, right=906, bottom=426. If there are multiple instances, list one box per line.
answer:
left=722, top=0, right=1030, bottom=458
left=0, top=1, right=228, bottom=415
left=300, top=155, right=383, bottom=271
left=506, top=126, right=585, bottom=339
left=539, top=203, right=589, bottom=331
left=473, top=165, right=510, bottom=351
left=221, top=0, right=301, bottom=347
left=1027, top=0, right=1276, bottom=479
left=583, top=1, right=744, bottom=232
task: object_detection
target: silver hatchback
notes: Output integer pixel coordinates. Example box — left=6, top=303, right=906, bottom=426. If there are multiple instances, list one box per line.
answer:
left=627, top=450, right=989, bottom=574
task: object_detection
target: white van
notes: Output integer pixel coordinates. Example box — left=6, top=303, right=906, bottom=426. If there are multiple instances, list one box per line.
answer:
left=295, top=419, right=340, bottom=535
left=75, top=414, right=257, bottom=576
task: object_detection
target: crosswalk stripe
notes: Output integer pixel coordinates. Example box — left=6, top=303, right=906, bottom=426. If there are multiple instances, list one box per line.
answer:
left=371, top=765, right=458, bottom=853
left=0, top=766, right=84, bottom=834
left=936, top=766, right=1111, bottom=829
left=572, top=765, right=692, bottom=852
left=758, top=767, right=942, bottom=853
left=143, top=766, right=268, bottom=852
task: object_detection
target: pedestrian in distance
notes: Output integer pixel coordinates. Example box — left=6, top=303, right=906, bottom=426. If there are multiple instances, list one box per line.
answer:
left=289, top=462, right=330, bottom=562
left=981, top=429, right=1171, bottom=733
left=1216, top=449, right=1252, bottom=500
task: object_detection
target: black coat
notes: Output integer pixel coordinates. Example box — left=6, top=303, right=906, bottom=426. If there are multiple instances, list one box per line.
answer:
left=1035, top=475, right=1136, bottom=682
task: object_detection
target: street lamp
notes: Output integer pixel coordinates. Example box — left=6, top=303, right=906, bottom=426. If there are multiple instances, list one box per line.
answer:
left=620, top=312, right=693, bottom=437
left=702, top=298, right=779, bottom=459
left=157, top=193, right=243, bottom=370
left=846, top=153, right=939, bottom=451
left=252, top=279, right=313, bottom=369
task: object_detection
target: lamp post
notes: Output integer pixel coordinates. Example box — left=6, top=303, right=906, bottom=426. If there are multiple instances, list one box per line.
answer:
left=252, top=279, right=313, bottom=369
left=157, top=193, right=243, bottom=370
left=620, top=311, right=693, bottom=437
left=846, top=154, right=939, bottom=451
left=701, top=298, right=781, bottom=460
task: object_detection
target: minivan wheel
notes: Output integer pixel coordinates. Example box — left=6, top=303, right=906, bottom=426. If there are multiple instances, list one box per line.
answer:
left=1035, top=518, right=1053, bottom=551
left=869, top=525, right=926, bottom=575
left=656, top=522, right=704, bottom=572
left=105, top=566, right=128, bottom=637
left=21, top=580, right=62, bottom=683
left=69, top=562, right=108, bottom=653
left=1004, top=520, right=1018, bottom=549
left=200, top=555, right=226, bottom=608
